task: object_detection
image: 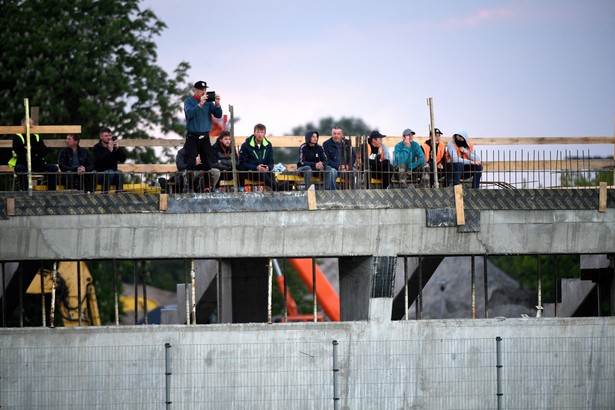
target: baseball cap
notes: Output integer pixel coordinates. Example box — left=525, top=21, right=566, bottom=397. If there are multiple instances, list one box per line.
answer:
left=402, top=128, right=415, bottom=136
left=193, top=81, right=208, bottom=90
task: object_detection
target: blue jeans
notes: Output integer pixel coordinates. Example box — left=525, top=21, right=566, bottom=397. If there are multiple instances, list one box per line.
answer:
left=97, top=170, right=123, bottom=192
left=450, top=163, right=482, bottom=188
left=298, top=165, right=337, bottom=190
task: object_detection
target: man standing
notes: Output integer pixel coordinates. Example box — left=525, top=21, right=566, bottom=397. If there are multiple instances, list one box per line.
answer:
left=58, top=134, right=95, bottom=192
left=11, top=118, right=58, bottom=190
left=92, top=126, right=126, bottom=193
left=393, top=128, right=427, bottom=187
left=183, top=80, right=222, bottom=192
left=297, top=130, right=336, bottom=190
left=323, top=126, right=355, bottom=189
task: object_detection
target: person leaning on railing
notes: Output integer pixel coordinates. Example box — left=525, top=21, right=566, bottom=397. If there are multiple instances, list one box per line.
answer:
left=11, top=117, right=58, bottom=191
left=446, top=129, right=482, bottom=188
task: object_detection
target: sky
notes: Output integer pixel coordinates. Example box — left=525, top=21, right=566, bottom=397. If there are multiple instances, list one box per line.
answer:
left=141, top=0, right=615, bottom=156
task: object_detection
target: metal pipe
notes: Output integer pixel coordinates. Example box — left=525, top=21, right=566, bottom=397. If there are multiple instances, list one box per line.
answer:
left=184, top=259, right=190, bottom=325
left=134, top=260, right=138, bottom=325
left=426, top=97, right=439, bottom=187
left=312, top=257, right=317, bottom=322
left=165, top=343, right=172, bottom=409
left=553, top=255, right=559, bottom=317
left=537, top=255, right=542, bottom=317
left=403, top=256, right=408, bottom=320
left=418, top=256, right=423, bottom=320
left=113, top=259, right=119, bottom=326
left=267, top=259, right=273, bottom=324
left=40, top=265, right=46, bottom=327
left=471, top=256, right=476, bottom=319
left=77, top=260, right=82, bottom=326
left=1, top=262, right=4, bottom=327
left=190, top=259, right=196, bottom=325
left=216, top=259, right=221, bottom=324
left=229, top=105, right=238, bottom=191
left=283, top=258, right=288, bottom=323
left=142, top=261, right=148, bottom=325
left=50, top=262, right=57, bottom=328
left=496, top=336, right=503, bottom=410
left=19, top=265, right=23, bottom=327
left=24, top=98, right=33, bottom=194
left=332, top=340, right=340, bottom=410
left=483, top=256, right=489, bottom=318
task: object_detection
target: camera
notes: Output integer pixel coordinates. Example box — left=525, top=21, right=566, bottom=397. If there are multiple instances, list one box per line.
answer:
left=112, top=136, right=117, bottom=141
left=206, top=91, right=216, bottom=102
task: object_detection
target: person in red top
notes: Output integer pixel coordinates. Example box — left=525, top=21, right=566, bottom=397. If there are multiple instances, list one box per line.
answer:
left=422, top=128, right=448, bottom=187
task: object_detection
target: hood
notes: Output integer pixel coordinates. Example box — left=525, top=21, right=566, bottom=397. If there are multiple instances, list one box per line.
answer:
left=304, top=130, right=319, bottom=144
left=452, top=129, right=469, bottom=147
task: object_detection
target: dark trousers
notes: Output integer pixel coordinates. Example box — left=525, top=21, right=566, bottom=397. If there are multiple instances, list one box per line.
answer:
left=96, top=170, right=123, bottom=192
left=184, top=132, right=212, bottom=190
left=62, top=172, right=95, bottom=192
left=369, top=159, right=392, bottom=189
left=15, top=163, right=58, bottom=190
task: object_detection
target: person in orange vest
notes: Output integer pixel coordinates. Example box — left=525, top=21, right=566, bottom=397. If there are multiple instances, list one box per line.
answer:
left=422, top=128, right=448, bottom=187
left=446, top=129, right=482, bottom=188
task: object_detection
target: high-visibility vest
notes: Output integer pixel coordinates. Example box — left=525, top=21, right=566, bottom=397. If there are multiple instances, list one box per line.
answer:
left=8, top=133, right=40, bottom=167
left=422, top=141, right=446, bottom=163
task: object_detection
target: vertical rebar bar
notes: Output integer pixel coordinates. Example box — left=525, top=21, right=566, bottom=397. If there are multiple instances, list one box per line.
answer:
left=471, top=256, right=476, bottom=319
left=77, top=260, right=82, bottom=326
left=404, top=256, right=408, bottom=320
left=142, top=261, right=148, bottom=325
left=184, top=259, right=190, bottom=325
left=496, top=336, right=503, bottom=410
left=190, top=259, right=196, bottom=325
left=40, top=265, right=46, bottom=327
left=332, top=340, right=340, bottom=410
left=216, top=259, right=221, bottom=324
left=553, top=255, right=559, bottom=317
left=483, top=256, right=489, bottom=318
left=267, top=259, right=273, bottom=324
left=50, top=262, right=57, bottom=328
left=165, top=343, right=172, bottom=409
left=312, top=257, right=317, bottom=322
left=537, top=255, right=542, bottom=317
left=283, top=258, right=288, bottom=323
left=113, top=259, right=119, bottom=326
left=418, top=256, right=423, bottom=320
left=1, top=262, right=4, bottom=327
left=19, top=265, right=23, bottom=327
left=134, top=260, right=139, bottom=325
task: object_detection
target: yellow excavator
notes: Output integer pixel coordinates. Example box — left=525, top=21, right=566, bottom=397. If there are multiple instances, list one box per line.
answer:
left=26, top=261, right=101, bottom=326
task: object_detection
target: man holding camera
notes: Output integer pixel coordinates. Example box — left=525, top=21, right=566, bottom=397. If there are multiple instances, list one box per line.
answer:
left=92, top=126, right=126, bottom=193
left=183, top=80, right=222, bottom=192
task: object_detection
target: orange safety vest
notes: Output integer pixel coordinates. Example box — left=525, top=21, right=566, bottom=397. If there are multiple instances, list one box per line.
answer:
left=422, top=141, right=446, bottom=163
left=452, top=140, right=474, bottom=161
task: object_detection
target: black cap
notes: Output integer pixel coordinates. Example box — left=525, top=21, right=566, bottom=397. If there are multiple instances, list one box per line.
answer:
left=194, top=81, right=208, bottom=90
left=369, top=130, right=386, bottom=140
left=433, top=128, right=443, bottom=135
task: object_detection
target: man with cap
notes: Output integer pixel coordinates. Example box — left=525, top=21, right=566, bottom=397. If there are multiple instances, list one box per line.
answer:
left=359, top=130, right=393, bottom=189
left=422, top=128, right=448, bottom=187
left=183, top=80, right=222, bottom=192
left=393, top=128, right=427, bottom=188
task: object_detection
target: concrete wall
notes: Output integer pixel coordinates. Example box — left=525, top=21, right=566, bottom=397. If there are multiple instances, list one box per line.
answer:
left=1, top=318, right=613, bottom=409
left=1, top=209, right=614, bottom=260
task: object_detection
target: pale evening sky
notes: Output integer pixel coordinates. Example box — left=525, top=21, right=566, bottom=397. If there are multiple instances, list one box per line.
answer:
left=142, top=0, right=615, bottom=156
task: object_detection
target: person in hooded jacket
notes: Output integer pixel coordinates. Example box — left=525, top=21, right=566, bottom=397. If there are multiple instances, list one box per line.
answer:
left=297, top=130, right=336, bottom=190
left=446, top=129, right=482, bottom=188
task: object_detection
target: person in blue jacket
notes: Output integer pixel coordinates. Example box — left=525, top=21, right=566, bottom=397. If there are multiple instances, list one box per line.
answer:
left=393, top=128, right=428, bottom=187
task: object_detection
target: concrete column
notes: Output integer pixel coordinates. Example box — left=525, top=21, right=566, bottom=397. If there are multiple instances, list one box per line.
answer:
left=218, top=260, right=233, bottom=324
left=339, top=256, right=397, bottom=322
left=229, top=258, right=269, bottom=323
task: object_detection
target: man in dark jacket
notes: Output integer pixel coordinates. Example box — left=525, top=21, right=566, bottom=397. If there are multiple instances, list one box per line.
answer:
left=12, top=118, right=58, bottom=190
left=297, top=130, right=336, bottom=190
left=211, top=130, right=235, bottom=187
left=92, top=126, right=127, bottom=192
left=323, top=126, right=355, bottom=189
left=237, top=123, right=287, bottom=191
left=58, top=134, right=95, bottom=192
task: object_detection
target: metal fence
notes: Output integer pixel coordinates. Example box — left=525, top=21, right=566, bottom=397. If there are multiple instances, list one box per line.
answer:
left=1, top=335, right=613, bottom=409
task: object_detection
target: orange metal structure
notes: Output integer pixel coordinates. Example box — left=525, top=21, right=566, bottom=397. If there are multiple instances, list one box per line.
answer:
left=288, top=258, right=340, bottom=322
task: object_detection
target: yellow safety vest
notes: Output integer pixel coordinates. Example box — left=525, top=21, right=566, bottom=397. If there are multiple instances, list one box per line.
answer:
left=8, top=133, right=40, bottom=167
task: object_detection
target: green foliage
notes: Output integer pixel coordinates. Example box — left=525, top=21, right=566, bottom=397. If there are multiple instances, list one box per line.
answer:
left=289, top=116, right=372, bottom=137
left=561, top=169, right=614, bottom=187
left=88, top=260, right=128, bottom=325
left=489, top=255, right=579, bottom=302
left=0, top=0, right=190, bottom=164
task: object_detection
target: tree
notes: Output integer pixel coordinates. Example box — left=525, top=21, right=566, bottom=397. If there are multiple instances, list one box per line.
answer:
left=290, top=116, right=372, bottom=138
left=0, top=0, right=190, bottom=164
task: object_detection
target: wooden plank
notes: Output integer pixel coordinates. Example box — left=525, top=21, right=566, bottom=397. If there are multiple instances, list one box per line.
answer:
left=599, top=182, right=607, bottom=213
left=159, top=194, right=168, bottom=212
left=454, top=184, right=465, bottom=226
left=0, top=125, right=81, bottom=135
left=6, top=197, right=15, bottom=216
left=307, top=185, right=317, bottom=210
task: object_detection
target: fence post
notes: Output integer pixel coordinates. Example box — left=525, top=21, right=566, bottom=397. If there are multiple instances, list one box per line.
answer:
left=165, top=343, right=172, bottom=409
left=496, top=336, right=503, bottom=410
left=332, top=340, right=340, bottom=410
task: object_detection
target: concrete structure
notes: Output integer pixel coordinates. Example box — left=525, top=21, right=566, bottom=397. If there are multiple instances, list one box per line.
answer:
left=1, top=188, right=614, bottom=408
